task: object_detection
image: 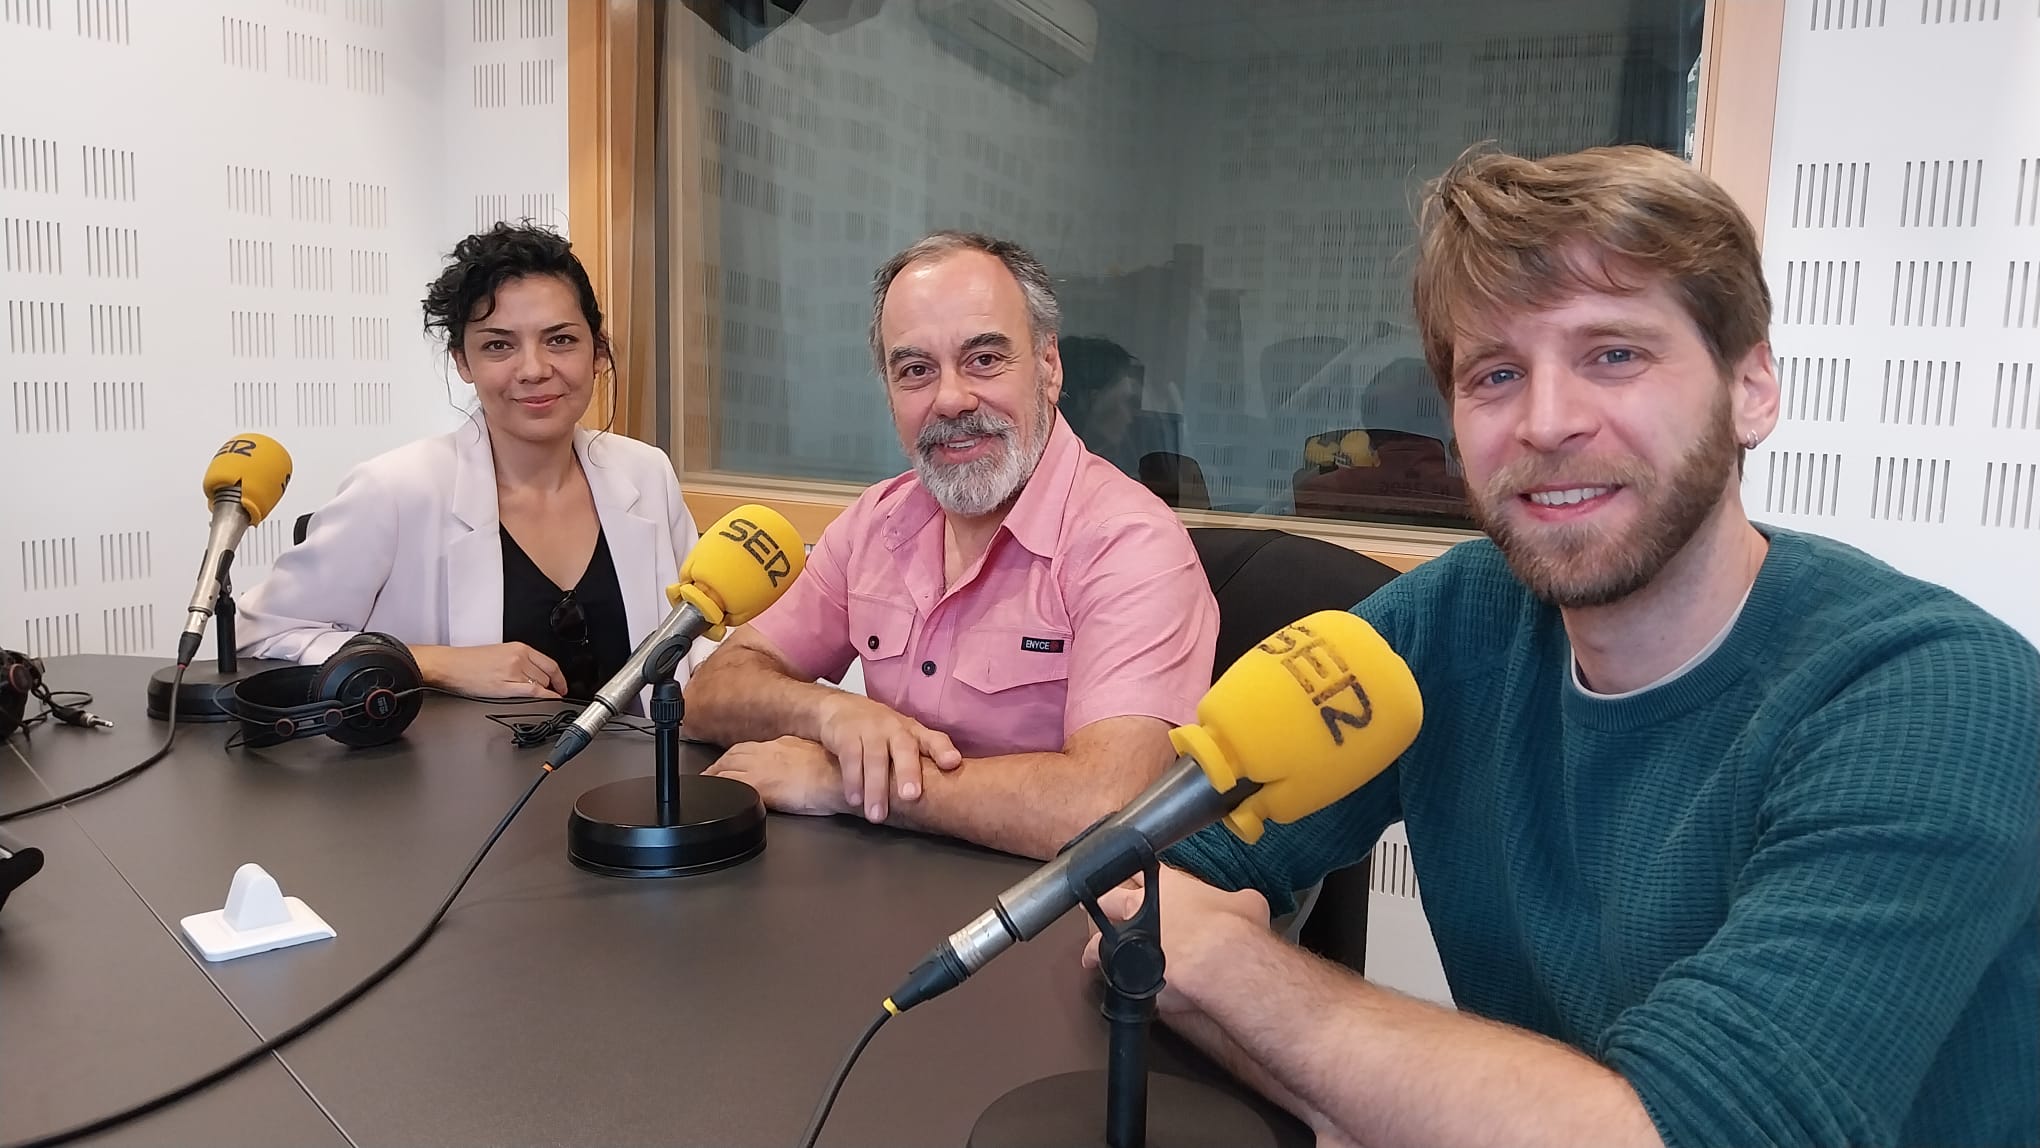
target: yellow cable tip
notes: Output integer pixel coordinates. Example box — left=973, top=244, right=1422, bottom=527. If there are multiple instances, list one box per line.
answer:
left=882, top=998, right=900, bottom=1017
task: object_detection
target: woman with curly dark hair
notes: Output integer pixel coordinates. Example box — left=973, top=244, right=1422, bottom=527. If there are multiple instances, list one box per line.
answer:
left=237, top=223, right=704, bottom=702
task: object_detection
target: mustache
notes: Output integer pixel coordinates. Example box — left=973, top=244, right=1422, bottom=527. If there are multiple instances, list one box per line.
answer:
left=916, top=409, right=1017, bottom=455
left=1484, top=454, right=1654, bottom=501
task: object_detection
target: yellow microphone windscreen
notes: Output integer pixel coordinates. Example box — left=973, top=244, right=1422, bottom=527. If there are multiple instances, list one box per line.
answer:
left=669, top=505, right=807, bottom=639
left=1169, top=610, right=1422, bottom=844
left=201, top=434, right=294, bottom=527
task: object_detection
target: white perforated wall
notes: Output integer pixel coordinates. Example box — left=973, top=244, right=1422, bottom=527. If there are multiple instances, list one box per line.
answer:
left=1753, top=0, right=2040, bottom=643
left=445, top=0, right=569, bottom=240
left=1, top=0, right=566, bottom=660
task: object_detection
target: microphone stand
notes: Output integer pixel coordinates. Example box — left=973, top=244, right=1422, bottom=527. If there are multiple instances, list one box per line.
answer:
left=213, top=564, right=238, bottom=676
left=148, top=552, right=283, bottom=723
left=1094, top=851, right=1166, bottom=1148
left=651, top=673, right=682, bottom=824
left=564, top=631, right=766, bottom=878
left=966, top=829, right=1288, bottom=1148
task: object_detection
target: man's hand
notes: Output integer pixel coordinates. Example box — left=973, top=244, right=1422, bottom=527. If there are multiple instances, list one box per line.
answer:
left=1081, top=869, right=1354, bottom=1143
left=1081, top=867, right=1272, bottom=1016
left=814, top=692, right=962, bottom=822
left=704, top=736, right=854, bottom=817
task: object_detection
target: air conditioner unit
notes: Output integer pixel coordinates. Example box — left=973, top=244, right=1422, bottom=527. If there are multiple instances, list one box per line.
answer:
left=917, top=0, right=1098, bottom=77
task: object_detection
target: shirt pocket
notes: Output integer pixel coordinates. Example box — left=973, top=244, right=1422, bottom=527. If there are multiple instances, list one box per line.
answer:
left=952, top=626, right=1074, bottom=747
left=847, top=592, right=914, bottom=666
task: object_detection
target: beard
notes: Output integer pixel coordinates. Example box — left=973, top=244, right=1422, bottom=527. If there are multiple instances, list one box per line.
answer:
left=910, top=392, right=1053, bottom=518
left=1470, top=390, right=1740, bottom=609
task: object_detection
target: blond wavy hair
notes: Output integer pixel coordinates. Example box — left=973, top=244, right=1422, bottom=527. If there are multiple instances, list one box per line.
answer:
left=1413, top=144, right=1770, bottom=400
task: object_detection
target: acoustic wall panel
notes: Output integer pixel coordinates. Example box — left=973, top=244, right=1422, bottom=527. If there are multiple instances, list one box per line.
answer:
left=0, top=2, right=567, bottom=658
left=1808, top=0, right=1890, bottom=31
left=2017, top=157, right=2040, bottom=225
left=3, top=0, right=55, bottom=32
left=97, top=529, right=150, bottom=583
left=1363, top=824, right=1452, bottom=1007
left=11, top=379, right=69, bottom=433
left=19, top=535, right=79, bottom=593
left=77, top=0, right=133, bottom=45
left=1756, top=1, right=2040, bottom=643
left=4, top=217, right=62, bottom=274
left=1994, top=361, right=2039, bottom=428
left=444, top=0, right=568, bottom=239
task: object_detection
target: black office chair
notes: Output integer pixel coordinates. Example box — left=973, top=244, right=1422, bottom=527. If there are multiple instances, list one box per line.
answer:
left=1188, top=527, right=1401, bottom=974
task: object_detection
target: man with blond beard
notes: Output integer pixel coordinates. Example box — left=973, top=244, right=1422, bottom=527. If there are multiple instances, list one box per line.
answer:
left=1088, top=147, right=2040, bottom=1148
left=685, top=231, right=1219, bottom=861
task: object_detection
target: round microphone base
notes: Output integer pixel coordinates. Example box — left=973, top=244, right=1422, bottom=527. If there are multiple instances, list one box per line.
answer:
left=566, top=774, right=766, bottom=878
left=966, top=1071, right=1289, bottom=1148
left=146, top=660, right=288, bottom=723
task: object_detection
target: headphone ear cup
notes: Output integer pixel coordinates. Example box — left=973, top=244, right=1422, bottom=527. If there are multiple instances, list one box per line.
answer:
left=4, top=653, right=43, bottom=696
left=0, top=652, right=34, bottom=740
left=337, top=632, right=424, bottom=693
left=341, top=631, right=420, bottom=672
left=312, top=639, right=422, bottom=749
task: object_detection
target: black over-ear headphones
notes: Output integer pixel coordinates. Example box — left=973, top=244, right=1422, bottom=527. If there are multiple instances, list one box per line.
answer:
left=0, top=651, right=42, bottom=741
left=229, top=632, right=425, bottom=749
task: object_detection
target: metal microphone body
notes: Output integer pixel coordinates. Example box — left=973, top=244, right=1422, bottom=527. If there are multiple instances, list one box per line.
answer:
left=548, top=601, right=711, bottom=769
left=881, top=610, right=1423, bottom=1018
left=888, top=760, right=1259, bottom=1012
left=178, top=493, right=252, bottom=665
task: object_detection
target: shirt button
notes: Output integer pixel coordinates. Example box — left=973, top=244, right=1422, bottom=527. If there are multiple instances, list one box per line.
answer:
left=867, top=635, right=879, bottom=650
left=921, top=660, right=936, bottom=676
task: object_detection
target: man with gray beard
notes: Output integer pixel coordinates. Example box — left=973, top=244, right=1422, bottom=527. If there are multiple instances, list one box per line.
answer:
left=685, top=232, right=1220, bottom=861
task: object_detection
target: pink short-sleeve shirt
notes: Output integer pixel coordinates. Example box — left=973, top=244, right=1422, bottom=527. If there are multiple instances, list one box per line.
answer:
left=746, top=416, right=1219, bottom=759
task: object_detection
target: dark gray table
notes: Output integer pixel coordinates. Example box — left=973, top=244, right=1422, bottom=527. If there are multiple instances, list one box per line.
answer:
left=0, top=726, right=350, bottom=1147
left=3, top=656, right=1307, bottom=1147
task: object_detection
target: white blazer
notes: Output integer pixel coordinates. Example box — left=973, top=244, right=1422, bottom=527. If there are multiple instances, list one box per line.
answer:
left=238, top=416, right=707, bottom=687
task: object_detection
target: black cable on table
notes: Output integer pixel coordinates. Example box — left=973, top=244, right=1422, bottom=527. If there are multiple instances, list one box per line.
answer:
left=14, top=691, right=100, bottom=735
left=794, top=1009, right=893, bottom=1148
left=0, top=665, right=183, bottom=825
left=0, top=765, right=555, bottom=1148
left=483, top=707, right=655, bottom=749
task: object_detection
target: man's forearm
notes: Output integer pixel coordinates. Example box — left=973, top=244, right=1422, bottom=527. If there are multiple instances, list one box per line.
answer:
left=1190, top=921, right=1661, bottom=1148
left=884, top=748, right=1161, bottom=860
left=1158, top=1005, right=1344, bottom=1141
left=683, top=647, right=840, bottom=746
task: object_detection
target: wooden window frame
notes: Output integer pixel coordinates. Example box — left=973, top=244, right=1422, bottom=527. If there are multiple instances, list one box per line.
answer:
left=570, top=0, right=1786, bottom=571
left=566, top=0, right=657, bottom=439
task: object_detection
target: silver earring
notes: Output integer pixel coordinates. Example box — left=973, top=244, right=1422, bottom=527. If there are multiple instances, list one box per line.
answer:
left=1740, top=433, right=1760, bottom=449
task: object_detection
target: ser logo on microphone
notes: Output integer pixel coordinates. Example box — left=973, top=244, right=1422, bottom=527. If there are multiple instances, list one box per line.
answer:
left=1257, top=621, right=1373, bottom=745
left=717, top=517, right=794, bottom=586
left=215, top=438, right=259, bottom=458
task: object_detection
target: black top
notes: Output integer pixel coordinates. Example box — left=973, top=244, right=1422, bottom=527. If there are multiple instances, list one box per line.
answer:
left=500, top=526, right=630, bottom=701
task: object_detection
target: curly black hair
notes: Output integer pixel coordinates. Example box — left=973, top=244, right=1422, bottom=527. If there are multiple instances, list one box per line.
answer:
left=422, top=222, right=607, bottom=356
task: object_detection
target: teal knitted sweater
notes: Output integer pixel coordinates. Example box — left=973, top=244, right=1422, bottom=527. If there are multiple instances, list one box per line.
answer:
left=1168, top=529, right=2039, bottom=1148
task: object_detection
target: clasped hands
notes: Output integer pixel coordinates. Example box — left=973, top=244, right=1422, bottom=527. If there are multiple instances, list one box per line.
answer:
left=704, top=692, right=962, bottom=822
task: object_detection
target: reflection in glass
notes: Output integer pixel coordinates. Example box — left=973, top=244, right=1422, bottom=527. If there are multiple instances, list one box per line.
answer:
left=664, top=0, right=1705, bottom=529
